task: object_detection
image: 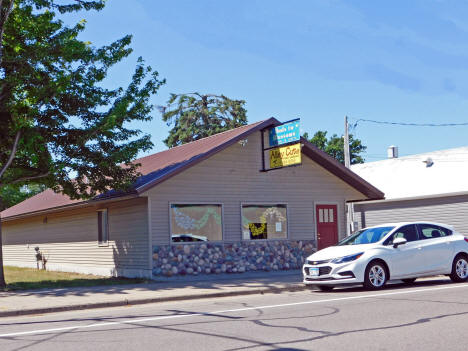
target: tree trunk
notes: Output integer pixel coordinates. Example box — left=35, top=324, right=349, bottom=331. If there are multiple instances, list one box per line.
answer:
left=0, top=196, right=5, bottom=289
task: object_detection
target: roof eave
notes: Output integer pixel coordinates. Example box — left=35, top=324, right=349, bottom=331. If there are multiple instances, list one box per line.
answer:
left=353, top=190, right=468, bottom=205
left=1, top=193, right=140, bottom=222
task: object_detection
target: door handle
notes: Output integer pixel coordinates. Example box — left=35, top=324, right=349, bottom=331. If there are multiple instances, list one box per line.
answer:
left=417, top=246, right=422, bottom=250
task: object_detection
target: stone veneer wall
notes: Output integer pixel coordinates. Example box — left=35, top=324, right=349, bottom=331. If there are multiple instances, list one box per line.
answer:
left=152, top=240, right=315, bottom=277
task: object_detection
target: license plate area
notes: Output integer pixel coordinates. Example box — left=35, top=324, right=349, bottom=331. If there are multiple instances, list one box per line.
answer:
left=309, top=267, right=319, bottom=277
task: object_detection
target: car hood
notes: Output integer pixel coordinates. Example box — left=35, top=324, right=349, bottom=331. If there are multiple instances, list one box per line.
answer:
left=308, top=244, right=375, bottom=261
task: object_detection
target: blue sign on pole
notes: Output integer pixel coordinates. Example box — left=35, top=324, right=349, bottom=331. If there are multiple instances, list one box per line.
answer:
left=268, top=119, right=300, bottom=147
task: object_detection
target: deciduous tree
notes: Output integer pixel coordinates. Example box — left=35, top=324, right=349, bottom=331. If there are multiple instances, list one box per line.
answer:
left=303, top=131, right=366, bottom=164
left=0, top=184, right=46, bottom=211
left=0, top=0, right=165, bottom=288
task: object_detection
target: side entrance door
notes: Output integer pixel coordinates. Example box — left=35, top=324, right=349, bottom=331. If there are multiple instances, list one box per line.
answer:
left=316, top=204, right=338, bottom=250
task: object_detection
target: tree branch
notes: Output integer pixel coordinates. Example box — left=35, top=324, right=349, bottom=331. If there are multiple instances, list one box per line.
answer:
left=0, top=130, right=21, bottom=180
left=0, top=172, right=50, bottom=187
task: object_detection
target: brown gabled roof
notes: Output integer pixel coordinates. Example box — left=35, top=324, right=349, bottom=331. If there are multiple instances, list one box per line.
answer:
left=1, top=119, right=276, bottom=220
left=1, top=118, right=384, bottom=220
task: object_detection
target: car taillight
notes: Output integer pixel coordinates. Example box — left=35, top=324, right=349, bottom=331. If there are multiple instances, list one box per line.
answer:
left=464, top=237, right=468, bottom=243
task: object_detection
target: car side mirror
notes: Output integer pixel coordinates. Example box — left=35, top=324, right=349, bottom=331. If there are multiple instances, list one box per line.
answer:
left=393, top=237, right=407, bottom=248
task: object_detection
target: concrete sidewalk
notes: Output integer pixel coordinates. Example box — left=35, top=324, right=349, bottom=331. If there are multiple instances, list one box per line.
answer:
left=0, top=270, right=306, bottom=318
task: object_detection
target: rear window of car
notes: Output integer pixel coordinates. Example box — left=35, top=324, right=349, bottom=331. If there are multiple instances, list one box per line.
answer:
left=418, top=224, right=452, bottom=239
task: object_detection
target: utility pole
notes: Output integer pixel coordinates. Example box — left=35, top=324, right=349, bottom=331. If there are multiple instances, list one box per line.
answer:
left=344, top=116, right=351, bottom=169
left=344, top=116, right=355, bottom=236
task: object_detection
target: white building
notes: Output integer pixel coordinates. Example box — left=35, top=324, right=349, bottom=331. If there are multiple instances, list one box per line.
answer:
left=351, top=146, right=468, bottom=235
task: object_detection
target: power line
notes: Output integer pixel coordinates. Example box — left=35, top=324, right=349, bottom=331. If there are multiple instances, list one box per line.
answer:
left=350, top=118, right=468, bottom=130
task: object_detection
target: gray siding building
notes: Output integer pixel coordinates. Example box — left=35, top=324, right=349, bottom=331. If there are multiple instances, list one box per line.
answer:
left=352, top=147, right=468, bottom=235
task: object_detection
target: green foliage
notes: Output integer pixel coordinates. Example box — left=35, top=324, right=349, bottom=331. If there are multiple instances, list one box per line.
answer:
left=303, top=131, right=366, bottom=164
left=0, top=0, right=165, bottom=288
left=0, top=184, right=46, bottom=210
left=0, top=0, right=165, bottom=199
left=161, top=93, right=247, bottom=147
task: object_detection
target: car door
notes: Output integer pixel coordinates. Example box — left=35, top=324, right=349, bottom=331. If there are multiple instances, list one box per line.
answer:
left=416, top=223, right=454, bottom=273
left=384, top=224, right=423, bottom=278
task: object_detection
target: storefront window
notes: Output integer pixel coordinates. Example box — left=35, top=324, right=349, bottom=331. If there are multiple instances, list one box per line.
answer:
left=170, top=204, right=223, bottom=243
left=242, top=204, right=288, bottom=240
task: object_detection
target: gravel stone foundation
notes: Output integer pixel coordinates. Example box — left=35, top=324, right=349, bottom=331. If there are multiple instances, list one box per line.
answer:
left=152, top=240, right=316, bottom=277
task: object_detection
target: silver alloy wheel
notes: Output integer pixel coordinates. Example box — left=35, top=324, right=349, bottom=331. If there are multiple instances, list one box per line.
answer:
left=369, top=265, right=386, bottom=287
left=455, top=258, right=468, bottom=279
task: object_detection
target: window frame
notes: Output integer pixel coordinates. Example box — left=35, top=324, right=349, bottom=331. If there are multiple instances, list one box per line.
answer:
left=240, top=202, right=289, bottom=241
left=97, top=208, right=109, bottom=246
left=169, top=202, right=225, bottom=244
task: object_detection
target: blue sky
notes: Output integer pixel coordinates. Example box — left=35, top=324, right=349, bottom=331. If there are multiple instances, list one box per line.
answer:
left=64, top=0, right=468, bottom=161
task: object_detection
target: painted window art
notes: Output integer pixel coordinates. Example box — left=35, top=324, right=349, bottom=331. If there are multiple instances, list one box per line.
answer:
left=242, top=205, right=288, bottom=240
left=170, top=204, right=223, bottom=243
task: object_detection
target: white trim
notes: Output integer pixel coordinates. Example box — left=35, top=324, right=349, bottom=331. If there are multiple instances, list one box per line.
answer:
left=313, top=201, right=341, bottom=248
left=240, top=202, right=289, bottom=241
left=354, top=191, right=468, bottom=205
left=168, top=202, right=225, bottom=244
left=112, top=267, right=152, bottom=279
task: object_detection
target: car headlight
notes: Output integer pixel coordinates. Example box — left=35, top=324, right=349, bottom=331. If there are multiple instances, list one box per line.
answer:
left=331, top=252, right=363, bottom=264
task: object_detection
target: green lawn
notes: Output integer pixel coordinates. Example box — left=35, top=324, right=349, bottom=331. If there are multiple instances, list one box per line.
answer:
left=3, top=266, right=148, bottom=291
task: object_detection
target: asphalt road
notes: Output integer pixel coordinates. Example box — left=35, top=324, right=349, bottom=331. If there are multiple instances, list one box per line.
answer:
left=1, top=278, right=468, bottom=351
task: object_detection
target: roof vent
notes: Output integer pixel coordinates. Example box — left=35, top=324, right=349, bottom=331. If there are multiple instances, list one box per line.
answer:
left=387, top=145, right=398, bottom=159
left=423, top=157, right=434, bottom=167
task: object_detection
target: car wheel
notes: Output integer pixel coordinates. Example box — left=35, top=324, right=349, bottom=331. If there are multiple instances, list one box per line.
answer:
left=402, top=278, right=417, bottom=284
left=450, top=254, right=468, bottom=282
left=317, top=285, right=334, bottom=292
left=363, top=261, right=388, bottom=290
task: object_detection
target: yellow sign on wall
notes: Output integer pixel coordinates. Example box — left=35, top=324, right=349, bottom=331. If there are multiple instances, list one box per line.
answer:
left=269, top=143, right=301, bottom=169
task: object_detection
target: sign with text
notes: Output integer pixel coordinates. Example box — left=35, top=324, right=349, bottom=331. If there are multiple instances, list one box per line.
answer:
left=269, top=143, right=301, bottom=169
left=268, top=120, right=300, bottom=147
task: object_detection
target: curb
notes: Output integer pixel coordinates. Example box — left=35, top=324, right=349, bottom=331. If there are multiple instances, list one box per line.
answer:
left=0, top=283, right=308, bottom=318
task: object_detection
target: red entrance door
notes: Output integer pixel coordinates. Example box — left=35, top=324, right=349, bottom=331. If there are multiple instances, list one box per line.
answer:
left=316, top=204, right=338, bottom=250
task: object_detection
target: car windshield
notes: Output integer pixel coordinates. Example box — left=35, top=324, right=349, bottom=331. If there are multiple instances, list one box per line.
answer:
left=337, top=226, right=395, bottom=246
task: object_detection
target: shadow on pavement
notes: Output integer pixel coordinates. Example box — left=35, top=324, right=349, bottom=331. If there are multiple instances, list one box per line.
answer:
left=0, top=270, right=303, bottom=298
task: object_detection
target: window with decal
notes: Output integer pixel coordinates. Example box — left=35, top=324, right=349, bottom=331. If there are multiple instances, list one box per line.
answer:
left=241, top=205, right=287, bottom=240
left=170, top=204, right=223, bottom=242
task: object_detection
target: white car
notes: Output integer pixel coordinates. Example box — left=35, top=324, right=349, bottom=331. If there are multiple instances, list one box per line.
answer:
left=303, top=222, right=468, bottom=291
